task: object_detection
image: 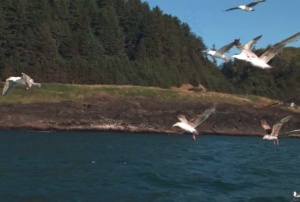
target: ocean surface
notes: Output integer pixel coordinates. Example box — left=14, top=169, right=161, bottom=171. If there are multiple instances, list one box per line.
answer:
left=0, top=130, right=299, bottom=202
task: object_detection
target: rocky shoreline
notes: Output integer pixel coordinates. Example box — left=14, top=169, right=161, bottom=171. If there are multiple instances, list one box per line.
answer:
left=0, top=96, right=299, bottom=137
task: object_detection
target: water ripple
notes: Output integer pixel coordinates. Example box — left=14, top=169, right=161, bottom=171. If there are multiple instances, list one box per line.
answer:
left=0, top=131, right=299, bottom=202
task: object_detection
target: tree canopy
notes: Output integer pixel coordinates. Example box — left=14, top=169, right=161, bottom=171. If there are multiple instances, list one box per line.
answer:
left=0, top=0, right=299, bottom=102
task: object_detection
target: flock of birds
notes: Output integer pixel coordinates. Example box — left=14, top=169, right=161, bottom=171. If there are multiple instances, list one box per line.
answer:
left=185, top=1, right=300, bottom=197
left=204, top=0, right=300, bottom=69
left=172, top=104, right=298, bottom=145
left=175, top=0, right=300, bottom=143
left=0, top=0, right=299, bottom=199
left=172, top=104, right=300, bottom=199
left=179, top=2, right=300, bottom=197
left=206, top=31, right=300, bottom=69
left=1, top=0, right=299, bottom=144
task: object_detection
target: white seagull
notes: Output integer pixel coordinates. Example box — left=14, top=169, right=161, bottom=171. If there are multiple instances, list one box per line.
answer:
left=260, top=115, right=292, bottom=145
left=231, top=35, right=262, bottom=61
left=224, top=0, right=266, bottom=12
left=294, top=191, right=300, bottom=198
left=172, top=104, right=216, bottom=141
left=234, top=32, right=300, bottom=69
left=2, top=73, right=41, bottom=96
left=205, top=41, right=236, bottom=62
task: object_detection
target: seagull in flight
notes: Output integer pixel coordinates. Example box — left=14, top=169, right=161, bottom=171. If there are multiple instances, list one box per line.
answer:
left=2, top=73, right=41, bottom=96
left=172, top=104, right=216, bottom=141
left=234, top=32, right=300, bottom=69
left=204, top=40, right=236, bottom=62
left=260, top=115, right=292, bottom=145
left=231, top=35, right=262, bottom=61
left=294, top=191, right=300, bottom=198
left=224, top=0, right=266, bottom=12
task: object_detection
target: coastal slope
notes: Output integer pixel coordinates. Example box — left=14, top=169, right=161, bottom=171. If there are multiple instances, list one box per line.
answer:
left=0, top=84, right=299, bottom=137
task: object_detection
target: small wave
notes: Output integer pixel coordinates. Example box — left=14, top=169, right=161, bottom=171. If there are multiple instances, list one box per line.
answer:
left=139, top=172, right=193, bottom=189
left=0, top=194, right=55, bottom=202
left=211, top=179, right=249, bottom=192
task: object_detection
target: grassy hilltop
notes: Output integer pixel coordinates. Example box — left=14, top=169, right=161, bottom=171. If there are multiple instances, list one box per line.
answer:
left=0, top=83, right=296, bottom=109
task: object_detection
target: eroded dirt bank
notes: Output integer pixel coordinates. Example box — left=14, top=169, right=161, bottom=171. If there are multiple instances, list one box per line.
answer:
left=0, top=96, right=299, bottom=137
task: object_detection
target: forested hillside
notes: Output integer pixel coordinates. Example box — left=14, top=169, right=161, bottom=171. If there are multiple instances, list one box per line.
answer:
left=0, top=0, right=299, bottom=101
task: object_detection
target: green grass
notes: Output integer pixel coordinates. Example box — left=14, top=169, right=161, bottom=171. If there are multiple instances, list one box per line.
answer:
left=0, top=83, right=296, bottom=111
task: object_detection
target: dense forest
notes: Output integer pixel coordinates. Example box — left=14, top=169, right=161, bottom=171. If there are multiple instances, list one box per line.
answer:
left=0, top=0, right=299, bottom=101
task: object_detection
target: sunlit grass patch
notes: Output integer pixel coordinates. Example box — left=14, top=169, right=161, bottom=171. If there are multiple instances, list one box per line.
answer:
left=0, top=83, right=297, bottom=114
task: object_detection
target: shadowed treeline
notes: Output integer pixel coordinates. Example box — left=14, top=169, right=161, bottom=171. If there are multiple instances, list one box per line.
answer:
left=0, top=0, right=299, bottom=102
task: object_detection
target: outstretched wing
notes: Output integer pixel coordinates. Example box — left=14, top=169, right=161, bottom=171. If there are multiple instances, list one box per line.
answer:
left=223, top=7, right=239, bottom=12
left=281, top=129, right=300, bottom=136
left=2, top=79, right=16, bottom=96
left=259, top=32, right=300, bottom=63
left=258, top=43, right=285, bottom=63
left=260, top=119, right=272, bottom=134
left=247, top=0, right=266, bottom=8
left=190, top=104, right=217, bottom=128
left=217, top=41, right=235, bottom=54
left=244, top=35, right=262, bottom=51
left=277, top=32, right=300, bottom=45
left=177, top=114, right=188, bottom=124
left=271, top=115, right=292, bottom=137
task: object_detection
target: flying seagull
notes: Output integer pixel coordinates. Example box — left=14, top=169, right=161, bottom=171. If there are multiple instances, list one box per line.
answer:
left=294, top=191, right=300, bottom=198
left=204, top=40, right=236, bottom=62
left=224, top=0, right=266, bottom=12
left=231, top=35, right=262, bottom=61
left=2, top=73, right=41, bottom=96
left=172, top=104, right=216, bottom=141
left=234, top=32, right=300, bottom=69
left=260, top=115, right=292, bottom=145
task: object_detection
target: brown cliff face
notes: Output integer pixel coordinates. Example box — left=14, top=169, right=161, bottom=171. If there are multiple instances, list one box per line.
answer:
left=0, top=95, right=299, bottom=137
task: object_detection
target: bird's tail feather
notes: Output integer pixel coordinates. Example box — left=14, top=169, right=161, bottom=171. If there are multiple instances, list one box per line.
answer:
left=32, top=82, right=41, bottom=87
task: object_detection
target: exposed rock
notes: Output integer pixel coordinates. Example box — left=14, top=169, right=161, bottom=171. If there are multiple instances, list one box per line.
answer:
left=0, top=96, right=299, bottom=137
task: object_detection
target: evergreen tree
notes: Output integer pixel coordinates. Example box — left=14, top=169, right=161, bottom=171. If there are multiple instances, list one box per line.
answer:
left=0, top=0, right=298, bottom=101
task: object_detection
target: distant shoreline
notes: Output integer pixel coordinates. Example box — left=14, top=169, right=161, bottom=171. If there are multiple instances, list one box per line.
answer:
left=0, top=91, right=299, bottom=139
left=1, top=126, right=299, bottom=138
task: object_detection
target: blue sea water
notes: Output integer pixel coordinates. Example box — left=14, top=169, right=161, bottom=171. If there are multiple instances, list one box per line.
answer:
left=0, top=130, right=299, bottom=202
